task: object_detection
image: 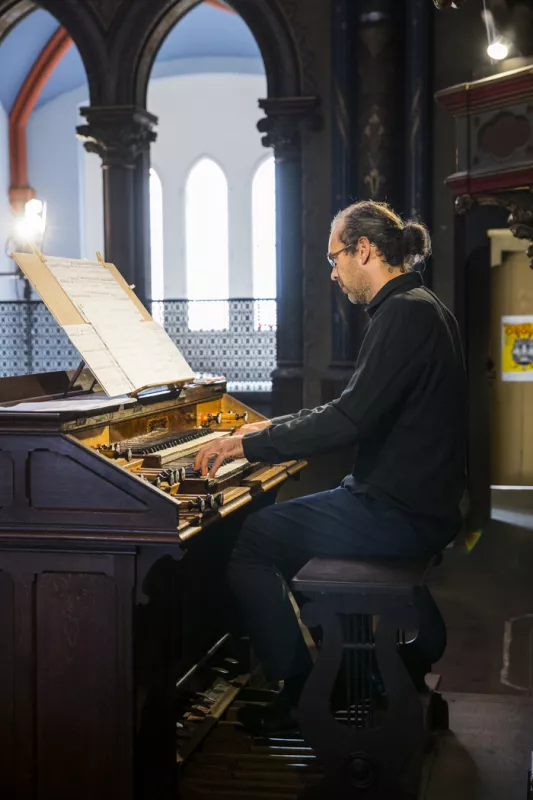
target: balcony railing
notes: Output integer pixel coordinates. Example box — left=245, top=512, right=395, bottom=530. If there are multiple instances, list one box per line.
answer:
left=0, top=298, right=277, bottom=392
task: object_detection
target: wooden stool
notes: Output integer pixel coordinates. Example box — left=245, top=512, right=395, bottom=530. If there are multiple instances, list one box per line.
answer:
left=291, top=555, right=448, bottom=799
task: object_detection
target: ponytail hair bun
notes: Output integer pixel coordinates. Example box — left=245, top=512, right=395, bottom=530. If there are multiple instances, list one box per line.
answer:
left=402, top=221, right=432, bottom=268
left=332, top=201, right=432, bottom=272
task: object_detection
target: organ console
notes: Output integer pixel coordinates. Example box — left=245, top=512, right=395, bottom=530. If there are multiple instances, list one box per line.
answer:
left=0, top=368, right=306, bottom=800
left=0, top=251, right=307, bottom=800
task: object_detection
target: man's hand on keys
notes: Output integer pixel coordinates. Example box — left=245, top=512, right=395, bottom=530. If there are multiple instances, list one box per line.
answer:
left=194, top=435, right=245, bottom=478
left=236, top=419, right=272, bottom=436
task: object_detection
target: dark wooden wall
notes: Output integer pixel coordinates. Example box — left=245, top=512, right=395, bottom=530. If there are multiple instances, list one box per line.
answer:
left=432, top=1, right=533, bottom=529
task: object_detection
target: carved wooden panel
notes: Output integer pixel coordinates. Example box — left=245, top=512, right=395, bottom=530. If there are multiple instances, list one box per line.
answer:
left=0, top=569, right=14, bottom=797
left=36, top=572, right=121, bottom=797
left=436, top=68, right=533, bottom=195
left=0, top=550, right=134, bottom=800
left=0, top=432, right=180, bottom=534
left=478, top=110, right=531, bottom=161
left=29, top=449, right=147, bottom=511
left=0, top=451, right=13, bottom=508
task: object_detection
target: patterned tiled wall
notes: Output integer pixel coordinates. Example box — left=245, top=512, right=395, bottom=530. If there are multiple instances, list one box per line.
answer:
left=0, top=304, right=29, bottom=377
left=0, top=299, right=276, bottom=392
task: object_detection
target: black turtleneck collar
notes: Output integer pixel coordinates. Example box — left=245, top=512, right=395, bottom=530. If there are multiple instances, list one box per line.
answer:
left=366, top=270, right=423, bottom=317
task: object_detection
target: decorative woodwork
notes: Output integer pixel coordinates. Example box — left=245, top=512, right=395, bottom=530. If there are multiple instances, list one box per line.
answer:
left=436, top=65, right=533, bottom=267
left=0, top=370, right=306, bottom=800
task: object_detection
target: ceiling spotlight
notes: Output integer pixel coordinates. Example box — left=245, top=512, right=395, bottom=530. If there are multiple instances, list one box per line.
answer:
left=433, top=0, right=466, bottom=9
left=487, top=36, right=511, bottom=60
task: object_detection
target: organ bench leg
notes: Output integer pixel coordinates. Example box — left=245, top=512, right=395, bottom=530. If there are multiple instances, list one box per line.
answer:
left=292, top=557, right=447, bottom=799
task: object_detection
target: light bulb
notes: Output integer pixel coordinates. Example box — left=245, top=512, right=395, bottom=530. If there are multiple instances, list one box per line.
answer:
left=14, top=213, right=45, bottom=243
left=487, top=37, right=510, bottom=60
left=25, top=198, right=43, bottom=215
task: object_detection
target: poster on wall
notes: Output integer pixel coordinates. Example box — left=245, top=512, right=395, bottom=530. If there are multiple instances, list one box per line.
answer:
left=501, top=315, right=533, bottom=381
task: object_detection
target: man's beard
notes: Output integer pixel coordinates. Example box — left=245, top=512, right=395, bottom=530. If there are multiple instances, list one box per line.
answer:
left=347, top=276, right=372, bottom=305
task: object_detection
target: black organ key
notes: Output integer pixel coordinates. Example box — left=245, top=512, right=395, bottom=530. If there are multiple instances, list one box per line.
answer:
left=115, top=427, right=215, bottom=458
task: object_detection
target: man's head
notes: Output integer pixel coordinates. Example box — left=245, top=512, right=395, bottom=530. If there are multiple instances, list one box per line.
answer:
left=328, top=201, right=431, bottom=304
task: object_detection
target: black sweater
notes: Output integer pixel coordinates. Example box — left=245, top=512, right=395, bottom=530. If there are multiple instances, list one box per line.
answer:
left=242, top=272, right=466, bottom=533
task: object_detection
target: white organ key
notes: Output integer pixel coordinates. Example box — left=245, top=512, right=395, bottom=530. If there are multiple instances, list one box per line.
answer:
left=143, top=430, right=229, bottom=466
left=212, top=458, right=250, bottom=477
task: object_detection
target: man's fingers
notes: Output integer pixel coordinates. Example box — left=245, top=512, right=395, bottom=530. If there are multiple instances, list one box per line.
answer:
left=194, top=449, right=204, bottom=472
left=208, top=451, right=226, bottom=478
left=200, top=450, right=213, bottom=476
left=194, top=436, right=243, bottom=477
left=195, top=445, right=213, bottom=476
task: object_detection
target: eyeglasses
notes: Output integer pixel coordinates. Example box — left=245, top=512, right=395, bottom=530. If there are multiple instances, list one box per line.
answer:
left=327, top=241, right=376, bottom=268
left=327, top=245, right=353, bottom=268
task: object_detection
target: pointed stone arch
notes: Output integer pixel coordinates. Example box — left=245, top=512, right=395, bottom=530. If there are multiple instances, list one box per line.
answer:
left=0, top=0, right=107, bottom=105
left=107, top=0, right=303, bottom=107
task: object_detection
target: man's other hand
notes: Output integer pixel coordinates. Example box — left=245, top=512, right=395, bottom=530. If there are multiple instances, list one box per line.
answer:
left=194, top=435, right=245, bottom=477
left=237, top=419, right=272, bottom=436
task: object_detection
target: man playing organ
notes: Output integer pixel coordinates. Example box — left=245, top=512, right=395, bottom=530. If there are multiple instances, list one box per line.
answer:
left=195, top=200, right=467, bottom=736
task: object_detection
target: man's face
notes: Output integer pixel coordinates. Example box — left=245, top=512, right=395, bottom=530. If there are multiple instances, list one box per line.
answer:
left=328, top=223, right=372, bottom=305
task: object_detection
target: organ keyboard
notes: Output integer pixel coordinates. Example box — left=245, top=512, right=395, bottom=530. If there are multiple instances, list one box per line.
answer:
left=0, top=368, right=306, bottom=800
left=0, top=370, right=304, bottom=536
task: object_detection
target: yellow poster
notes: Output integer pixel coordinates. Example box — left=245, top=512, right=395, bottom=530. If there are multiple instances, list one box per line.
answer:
left=501, top=315, right=533, bottom=381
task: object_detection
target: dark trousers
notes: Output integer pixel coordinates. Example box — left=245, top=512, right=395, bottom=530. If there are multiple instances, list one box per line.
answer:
left=227, top=485, right=453, bottom=682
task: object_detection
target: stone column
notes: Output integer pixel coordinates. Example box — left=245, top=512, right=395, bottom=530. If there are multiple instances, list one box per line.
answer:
left=77, top=106, right=157, bottom=304
left=356, top=0, right=405, bottom=211
left=406, top=0, right=430, bottom=218
left=257, top=96, right=319, bottom=415
left=328, top=0, right=368, bottom=398
left=406, top=0, right=432, bottom=280
left=327, top=0, right=406, bottom=399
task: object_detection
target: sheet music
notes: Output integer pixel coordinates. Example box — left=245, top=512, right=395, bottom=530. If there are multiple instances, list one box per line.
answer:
left=45, top=257, right=132, bottom=322
left=64, top=324, right=134, bottom=397
left=41, top=255, right=195, bottom=395
left=81, top=301, right=195, bottom=390
left=0, top=395, right=137, bottom=413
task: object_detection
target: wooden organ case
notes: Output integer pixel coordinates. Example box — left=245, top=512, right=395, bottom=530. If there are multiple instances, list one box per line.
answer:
left=0, top=376, right=304, bottom=799
left=0, top=250, right=306, bottom=798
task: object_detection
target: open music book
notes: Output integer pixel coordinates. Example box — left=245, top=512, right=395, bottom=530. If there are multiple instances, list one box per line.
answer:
left=11, top=251, right=195, bottom=397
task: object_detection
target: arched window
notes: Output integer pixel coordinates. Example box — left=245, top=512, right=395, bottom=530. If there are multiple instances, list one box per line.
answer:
left=252, top=156, right=276, bottom=330
left=185, top=158, right=229, bottom=330
left=150, top=168, right=164, bottom=304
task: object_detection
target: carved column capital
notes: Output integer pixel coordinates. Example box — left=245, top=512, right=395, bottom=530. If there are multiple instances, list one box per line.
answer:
left=77, top=106, right=158, bottom=167
left=257, top=97, right=320, bottom=160
left=456, top=189, right=533, bottom=268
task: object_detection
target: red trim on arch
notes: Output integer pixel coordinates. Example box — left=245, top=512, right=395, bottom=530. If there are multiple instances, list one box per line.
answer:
left=205, top=1, right=235, bottom=12
left=9, top=27, right=73, bottom=212
left=8, top=4, right=232, bottom=213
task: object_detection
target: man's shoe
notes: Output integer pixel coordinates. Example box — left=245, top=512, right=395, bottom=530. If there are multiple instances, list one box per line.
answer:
left=237, top=693, right=299, bottom=737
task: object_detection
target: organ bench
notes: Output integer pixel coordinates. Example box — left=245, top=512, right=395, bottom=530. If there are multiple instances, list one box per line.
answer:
left=292, top=555, right=449, bottom=798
